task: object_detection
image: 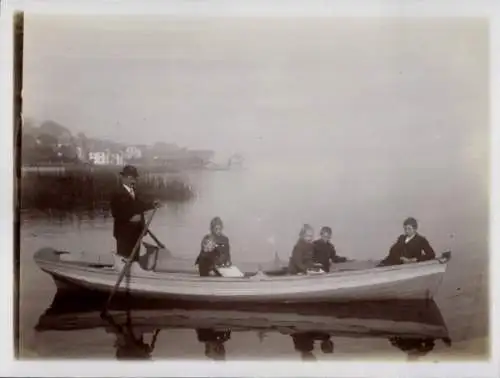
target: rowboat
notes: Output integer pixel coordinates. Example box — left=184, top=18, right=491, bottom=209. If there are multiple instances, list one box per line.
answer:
left=34, top=246, right=452, bottom=303
left=35, top=289, right=451, bottom=341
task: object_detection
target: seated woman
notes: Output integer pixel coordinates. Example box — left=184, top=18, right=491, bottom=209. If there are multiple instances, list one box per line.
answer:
left=195, top=235, right=220, bottom=277
left=208, top=217, right=231, bottom=266
left=195, top=217, right=232, bottom=276
left=378, top=217, right=436, bottom=267
left=288, top=224, right=317, bottom=275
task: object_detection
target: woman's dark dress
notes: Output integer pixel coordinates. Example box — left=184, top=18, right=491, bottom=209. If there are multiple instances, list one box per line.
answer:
left=288, top=239, right=314, bottom=275
left=195, top=234, right=231, bottom=276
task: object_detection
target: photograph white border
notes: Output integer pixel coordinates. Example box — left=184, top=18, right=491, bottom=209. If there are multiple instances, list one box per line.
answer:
left=1, top=0, right=498, bottom=377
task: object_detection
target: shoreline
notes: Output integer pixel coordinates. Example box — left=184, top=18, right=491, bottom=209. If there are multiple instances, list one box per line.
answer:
left=20, top=164, right=238, bottom=175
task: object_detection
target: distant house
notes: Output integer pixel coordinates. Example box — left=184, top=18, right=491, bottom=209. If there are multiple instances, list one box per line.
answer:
left=124, top=145, right=143, bottom=160
left=88, top=149, right=124, bottom=166
left=75, top=146, right=86, bottom=161
left=109, top=150, right=124, bottom=166
left=89, top=151, right=108, bottom=165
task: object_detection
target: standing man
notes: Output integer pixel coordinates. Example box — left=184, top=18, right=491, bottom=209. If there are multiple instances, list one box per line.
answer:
left=110, top=165, right=159, bottom=272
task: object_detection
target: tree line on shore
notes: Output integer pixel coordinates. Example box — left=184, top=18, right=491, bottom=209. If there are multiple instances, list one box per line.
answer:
left=20, top=169, right=196, bottom=219
left=20, top=118, right=215, bottom=168
left=21, top=119, right=82, bottom=164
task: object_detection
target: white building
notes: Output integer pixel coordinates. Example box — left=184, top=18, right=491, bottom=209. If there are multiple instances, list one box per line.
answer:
left=125, top=146, right=143, bottom=160
left=75, top=146, right=84, bottom=161
left=88, top=151, right=108, bottom=165
left=88, top=150, right=124, bottom=165
left=109, top=151, right=124, bottom=166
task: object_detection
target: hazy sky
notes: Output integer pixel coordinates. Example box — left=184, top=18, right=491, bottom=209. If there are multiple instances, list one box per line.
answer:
left=23, top=16, right=488, bottom=168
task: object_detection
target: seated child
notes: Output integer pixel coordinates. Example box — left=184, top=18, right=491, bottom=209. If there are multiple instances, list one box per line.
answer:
left=288, top=224, right=317, bottom=275
left=312, top=226, right=348, bottom=273
left=195, top=235, right=221, bottom=277
left=209, top=217, right=232, bottom=267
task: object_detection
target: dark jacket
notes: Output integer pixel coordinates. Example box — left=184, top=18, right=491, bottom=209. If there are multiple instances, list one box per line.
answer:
left=195, top=233, right=231, bottom=267
left=379, top=233, right=436, bottom=266
left=288, top=239, right=314, bottom=275
left=312, top=239, right=347, bottom=272
left=213, top=234, right=231, bottom=266
left=110, top=185, right=155, bottom=241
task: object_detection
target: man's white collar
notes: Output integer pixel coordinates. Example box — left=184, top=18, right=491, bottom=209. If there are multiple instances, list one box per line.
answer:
left=405, top=234, right=416, bottom=243
left=123, top=184, right=135, bottom=197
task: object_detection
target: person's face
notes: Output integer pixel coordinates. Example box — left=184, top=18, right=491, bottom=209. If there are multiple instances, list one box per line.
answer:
left=303, top=229, right=314, bottom=243
left=122, top=175, right=137, bottom=188
left=212, top=224, right=223, bottom=236
left=320, top=231, right=331, bottom=242
left=403, top=225, right=416, bottom=237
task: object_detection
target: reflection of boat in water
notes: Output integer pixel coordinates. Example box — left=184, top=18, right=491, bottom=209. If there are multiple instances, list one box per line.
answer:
left=34, top=289, right=451, bottom=360
left=34, top=247, right=452, bottom=303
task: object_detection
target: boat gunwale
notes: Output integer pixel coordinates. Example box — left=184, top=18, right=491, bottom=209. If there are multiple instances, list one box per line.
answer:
left=34, top=247, right=449, bottom=285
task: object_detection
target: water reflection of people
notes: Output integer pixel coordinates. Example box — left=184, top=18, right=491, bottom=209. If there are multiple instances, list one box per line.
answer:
left=102, top=311, right=160, bottom=360
left=196, top=328, right=231, bottom=360
left=389, top=336, right=448, bottom=361
left=291, top=332, right=334, bottom=361
left=114, top=329, right=154, bottom=360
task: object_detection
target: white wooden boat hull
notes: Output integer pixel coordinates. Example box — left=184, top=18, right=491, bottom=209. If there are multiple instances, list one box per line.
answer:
left=34, top=247, right=450, bottom=303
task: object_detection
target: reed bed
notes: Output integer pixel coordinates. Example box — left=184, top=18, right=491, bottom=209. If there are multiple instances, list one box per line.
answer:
left=20, top=168, right=195, bottom=218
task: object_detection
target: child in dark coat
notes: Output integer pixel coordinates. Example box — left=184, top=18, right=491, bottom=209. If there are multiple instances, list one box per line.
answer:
left=195, top=217, right=232, bottom=276
left=312, top=226, right=348, bottom=273
left=288, top=224, right=316, bottom=275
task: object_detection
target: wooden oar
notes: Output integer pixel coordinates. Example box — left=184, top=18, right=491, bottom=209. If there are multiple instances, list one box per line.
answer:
left=102, top=206, right=159, bottom=314
left=146, top=229, right=165, bottom=249
left=149, top=329, right=160, bottom=351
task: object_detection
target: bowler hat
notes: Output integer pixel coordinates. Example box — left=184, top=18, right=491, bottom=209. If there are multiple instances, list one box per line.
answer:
left=120, top=165, right=139, bottom=178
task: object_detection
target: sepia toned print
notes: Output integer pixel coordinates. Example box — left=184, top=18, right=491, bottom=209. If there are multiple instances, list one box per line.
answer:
left=17, top=14, right=489, bottom=361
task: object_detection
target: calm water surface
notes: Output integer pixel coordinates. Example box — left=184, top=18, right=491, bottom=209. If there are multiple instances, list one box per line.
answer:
left=19, top=167, right=489, bottom=360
